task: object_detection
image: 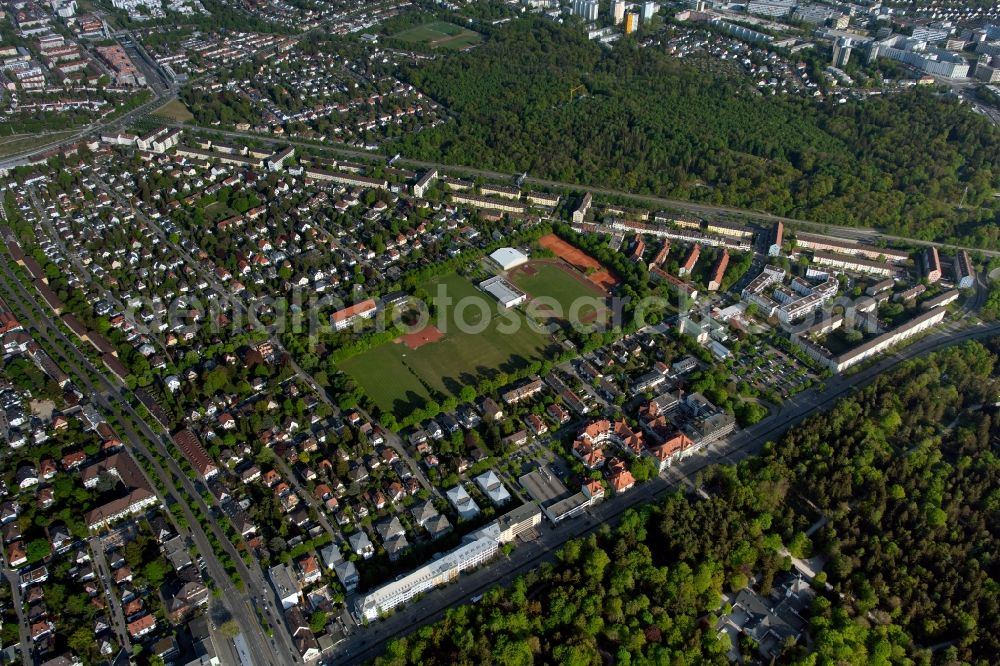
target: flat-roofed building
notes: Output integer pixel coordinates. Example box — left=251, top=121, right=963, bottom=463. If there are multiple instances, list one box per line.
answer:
left=356, top=531, right=497, bottom=621
left=741, top=265, right=785, bottom=301
left=268, top=563, right=300, bottom=609
left=519, top=469, right=597, bottom=524
left=494, top=502, right=541, bottom=542
left=412, top=169, right=438, bottom=198
left=479, top=276, right=527, bottom=309
left=355, top=503, right=538, bottom=621
left=488, top=247, right=529, bottom=271
left=793, top=307, right=948, bottom=373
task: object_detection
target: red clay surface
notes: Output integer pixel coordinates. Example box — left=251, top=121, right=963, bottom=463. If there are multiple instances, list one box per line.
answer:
left=397, top=325, right=444, bottom=350
left=538, top=233, right=620, bottom=292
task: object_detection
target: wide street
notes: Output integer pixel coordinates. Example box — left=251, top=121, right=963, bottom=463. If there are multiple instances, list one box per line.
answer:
left=1, top=59, right=997, bottom=663
left=0, top=254, right=300, bottom=666
left=4, top=101, right=998, bottom=261
left=330, top=318, right=1000, bottom=664
left=150, top=123, right=1000, bottom=260
left=2, top=164, right=996, bottom=662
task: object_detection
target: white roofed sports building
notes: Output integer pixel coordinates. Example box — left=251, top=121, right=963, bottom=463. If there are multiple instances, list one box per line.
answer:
left=488, top=247, right=529, bottom=272
left=479, top=276, right=528, bottom=309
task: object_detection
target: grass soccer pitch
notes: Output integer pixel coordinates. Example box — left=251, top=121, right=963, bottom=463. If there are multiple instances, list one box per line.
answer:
left=338, top=272, right=553, bottom=416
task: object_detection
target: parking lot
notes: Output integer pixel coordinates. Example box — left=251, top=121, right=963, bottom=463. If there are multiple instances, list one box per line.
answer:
left=735, top=341, right=816, bottom=400
left=504, top=437, right=569, bottom=484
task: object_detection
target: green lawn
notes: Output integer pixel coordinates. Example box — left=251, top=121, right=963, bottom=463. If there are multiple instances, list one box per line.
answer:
left=153, top=99, right=194, bottom=122
left=509, top=261, right=608, bottom=325
left=339, top=272, right=552, bottom=416
left=391, top=21, right=483, bottom=50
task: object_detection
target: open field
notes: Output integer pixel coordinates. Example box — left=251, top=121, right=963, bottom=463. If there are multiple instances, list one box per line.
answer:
left=391, top=21, right=483, bottom=50
left=538, top=233, right=619, bottom=291
left=339, top=272, right=552, bottom=416
left=0, top=131, right=76, bottom=159
left=153, top=99, right=194, bottom=122
left=509, top=260, right=608, bottom=325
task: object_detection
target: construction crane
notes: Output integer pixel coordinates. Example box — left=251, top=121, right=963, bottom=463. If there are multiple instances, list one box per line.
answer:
left=568, top=84, right=585, bottom=102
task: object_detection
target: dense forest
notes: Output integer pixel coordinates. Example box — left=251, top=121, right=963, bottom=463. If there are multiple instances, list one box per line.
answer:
left=374, top=339, right=1000, bottom=665
left=398, top=19, right=1000, bottom=248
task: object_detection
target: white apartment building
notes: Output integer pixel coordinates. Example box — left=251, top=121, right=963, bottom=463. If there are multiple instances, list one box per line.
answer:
left=356, top=504, right=541, bottom=621
left=573, top=0, right=599, bottom=22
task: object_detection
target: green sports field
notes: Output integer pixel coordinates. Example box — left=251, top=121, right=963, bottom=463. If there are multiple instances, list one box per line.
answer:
left=391, top=21, right=483, bottom=50
left=509, top=261, right=609, bottom=326
left=338, top=273, right=552, bottom=416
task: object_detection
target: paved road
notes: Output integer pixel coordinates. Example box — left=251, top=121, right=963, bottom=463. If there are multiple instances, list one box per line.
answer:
left=0, top=255, right=300, bottom=665
left=331, top=319, right=1000, bottom=664
left=157, top=124, right=1000, bottom=260
left=25, top=186, right=171, bottom=360
left=0, top=85, right=177, bottom=170
left=6, top=170, right=998, bottom=665
left=89, top=537, right=132, bottom=647
left=0, top=0, right=400, bottom=172
left=1, top=567, right=31, bottom=666
left=79, top=185, right=307, bottom=665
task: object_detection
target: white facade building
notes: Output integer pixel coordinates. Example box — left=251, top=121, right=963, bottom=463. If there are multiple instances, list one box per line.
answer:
left=641, top=1, right=658, bottom=23
left=474, top=470, right=512, bottom=506
left=489, top=247, right=529, bottom=271
left=356, top=504, right=541, bottom=621
left=446, top=485, right=481, bottom=520
left=268, top=563, right=300, bottom=609
left=479, top=276, right=527, bottom=309
left=573, top=0, right=599, bottom=21
left=612, top=0, right=626, bottom=24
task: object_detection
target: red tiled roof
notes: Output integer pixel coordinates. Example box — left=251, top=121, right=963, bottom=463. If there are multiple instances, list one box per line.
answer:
left=330, top=299, right=376, bottom=324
